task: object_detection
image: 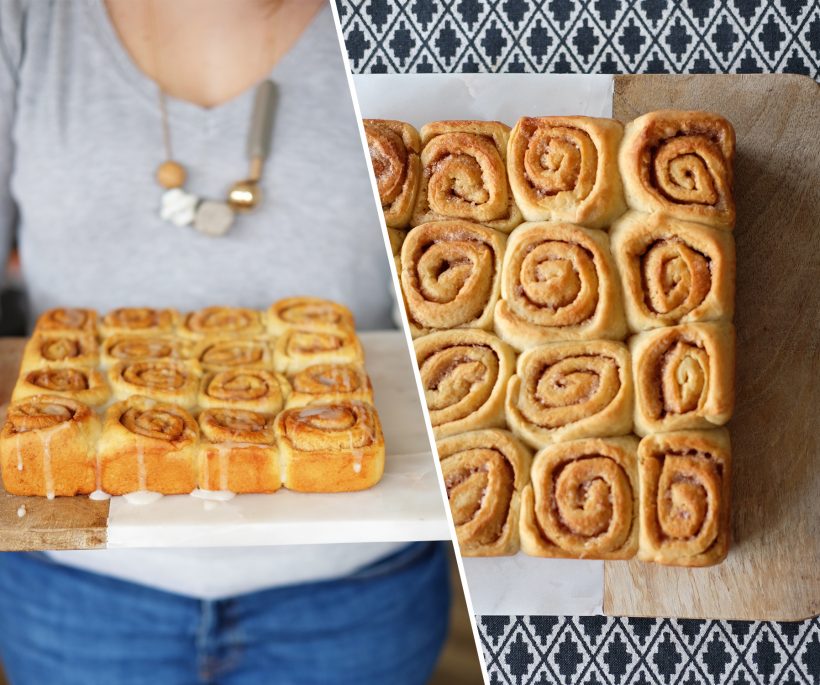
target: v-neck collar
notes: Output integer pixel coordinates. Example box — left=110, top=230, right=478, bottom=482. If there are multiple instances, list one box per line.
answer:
left=88, top=1, right=327, bottom=129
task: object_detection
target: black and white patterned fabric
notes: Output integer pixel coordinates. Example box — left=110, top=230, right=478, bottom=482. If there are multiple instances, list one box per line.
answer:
left=338, top=2, right=819, bottom=683
left=480, top=616, right=820, bottom=684
left=338, top=0, right=820, bottom=79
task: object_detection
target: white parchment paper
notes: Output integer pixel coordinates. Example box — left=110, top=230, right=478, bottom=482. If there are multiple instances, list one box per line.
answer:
left=106, top=331, right=449, bottom=548
left=353, top=73, right=614, bottom=615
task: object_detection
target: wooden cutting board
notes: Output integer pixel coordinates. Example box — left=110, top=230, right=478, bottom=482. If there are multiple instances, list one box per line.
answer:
left=604, top=74, right=819, bottom=621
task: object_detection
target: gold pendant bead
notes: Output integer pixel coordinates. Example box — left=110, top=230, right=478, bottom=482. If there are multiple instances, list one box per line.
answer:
left=156, top=160, right=187, bottom=189
left=227, top=180, right=263, bottom=212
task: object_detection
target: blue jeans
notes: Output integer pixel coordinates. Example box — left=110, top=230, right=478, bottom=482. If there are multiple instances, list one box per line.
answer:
left=0, top=543, right=450, bottom=684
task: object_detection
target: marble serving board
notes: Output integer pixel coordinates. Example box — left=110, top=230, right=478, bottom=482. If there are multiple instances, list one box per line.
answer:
left=0, top=331, right=451, bottom=549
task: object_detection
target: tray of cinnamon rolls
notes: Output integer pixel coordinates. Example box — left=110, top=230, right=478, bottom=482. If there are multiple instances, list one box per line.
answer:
left=366, top=109, right=736, bottom=568
left=0, top=299, right=388, bottom=499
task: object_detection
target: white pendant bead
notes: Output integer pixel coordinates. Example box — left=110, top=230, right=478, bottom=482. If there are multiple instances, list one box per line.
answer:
left=194, top=200, right=235, bottom=237
left=160, top=188, right=198, bottom=227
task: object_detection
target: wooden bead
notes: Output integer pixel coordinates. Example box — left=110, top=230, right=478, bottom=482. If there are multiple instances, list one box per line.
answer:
left=156, top=160, right=187, bottom=189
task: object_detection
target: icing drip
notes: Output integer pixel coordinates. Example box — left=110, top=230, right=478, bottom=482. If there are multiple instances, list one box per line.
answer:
left=218, top=445, right=229, bottom=492
left=123, top=490, right=163, bottom=505
left=136, top=442, right=147, bottom=491
left=39, top=424, right=69, bottom=499
left=190, top=488, right=235, bottom=502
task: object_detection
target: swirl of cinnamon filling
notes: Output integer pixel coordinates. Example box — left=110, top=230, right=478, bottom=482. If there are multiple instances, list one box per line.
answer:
left=278, top=401, right=379, bottom=451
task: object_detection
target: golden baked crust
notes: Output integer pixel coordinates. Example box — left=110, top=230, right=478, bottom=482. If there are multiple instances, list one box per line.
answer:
left=194, top=337, right=272, bottom=372
left=108, top=360, right=201, bottom=409
left=266, top=297, right=355, bottom=336
left=12, top=367, right=110, bottom=407
left=637, top=429, right=731, bottom=567
left=438, top=429, right=531, bottom=556
left=100, top=307, right=180, bottom=337
left=494, top=222, right=626, bottom=350
left=98, top=396, right=198, bottom=495
left=507, top=116, right=626, bottom=228
left=630, top=321, right=735, bottom=436
left=414, top=329, right=516, bottom=439
left=619, top=110, right=736, bottom=230
left=0, top=395, right=100, bottom=497
left=197, top=408, right=279, bottom=493
left=273, top=329, right=364, bottom=374
left=20, top=332, right=99, bottom=371
left=412, top=120, right=523, bottom=232
left=388, top=228, right=406, bottom=256
left=179, top=306, right=264, bottom=339
left=199, top=368, right=290, bottom=414
left=364, top=119, right=422, bottom=229
left=505, top=340, right=633, bottom=448
left=286, top=363, right=373, bottom=408
left=400, top=220, right=506, bottom=337
left=101, top=335, right=195, bottom=368
left=275, top=401, right=385, bottom=492
left=34, top=308, right=97, bottom=334
left=611, top=211, right=736, bottom=332
left=520, top=436, right=639, bottom=560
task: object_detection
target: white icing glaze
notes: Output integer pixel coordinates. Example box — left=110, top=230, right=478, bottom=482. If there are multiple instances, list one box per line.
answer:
left=89, top=490, right=111, bottom=501
left=39, top=423, right=69, bottom=499
left=16, top=434, right=23, bottom=471
left=218, top=445, right=229, bottom=492
left=136, top=442, right=147, bottom=492
left=190, top=488, right=235, bottom=502
left=122, top=490, right=163, bottom=506
left=17, top=505, right=26, bottom=517
left=94, top=450, right=103, bottom=493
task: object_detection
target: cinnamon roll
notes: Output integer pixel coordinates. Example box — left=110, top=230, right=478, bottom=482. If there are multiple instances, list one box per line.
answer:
left=0, top=395, right=100, bottom=497
left=438, top=429, right=532, bottom=556
left=100, top=307, right=180, bottom=337
left=520, top=436, right=638, bottom=559
left=631, top=322, right=735, bottom=436
left=180, top=306, right=264, bottom=339
left=415, top=329, right=516, bottom=438
left=505, top=340, right=633, bottom=448
left=199, top=368, right=290, bottom=414
left=364, top=119, right=422, bottom=229
left=34, top=308, right=97, bottom=334
left=21, top=332, right=99, bottom=371
left=108, top=360, right=200, bottom=409
left=611, top=211, right=736, bottom=332
left=286, top=363, right=374, bottom=408
left=619, top=110, right=736, bottom=230
left=638, top=429, right=731, bottom=566
left=275, top=401, right=385, bottom=492
left=98, top=396, right=198, bottom=495
left=494, top=222, right=626, bottom=350
left=412, top=121, right=523, bottom=232
left=195, top=337, right=272, bottom=372
left=400, top=220, right=505, bottom=336
left=267, top=297, right=355, bottom=336
left=273, top=329, right=364, bottom=374
left=507, top=116, right=626, bottom=228
left=12, top=367, right=110, bottom=407
left=197, top=408, right=279, bottom=493
left=101, top=335, right=194, bottom=368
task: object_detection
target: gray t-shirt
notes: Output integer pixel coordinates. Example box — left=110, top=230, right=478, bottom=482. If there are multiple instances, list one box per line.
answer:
left=0, top=1, right=406, bottom=596
left=1, top=0, right=392, bottom=329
